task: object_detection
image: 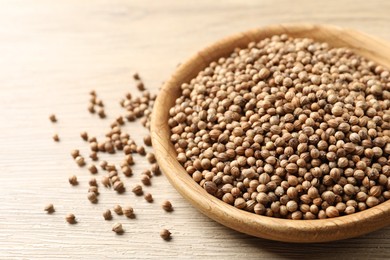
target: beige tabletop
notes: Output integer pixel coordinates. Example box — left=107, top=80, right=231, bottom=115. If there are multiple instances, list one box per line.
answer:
left=1, top=0, right=390, bottom=259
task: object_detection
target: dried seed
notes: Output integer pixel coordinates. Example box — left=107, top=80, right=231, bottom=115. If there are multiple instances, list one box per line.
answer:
left=113, top=181, right=125, bottom=192
left=89, top=178, right=97, bottom=186
left=44, top=203, right=55, bottom=213
left=103, top=209, right=112, bottom=220
left=75, top=156, right=85, bottom=167
left=132, top=184, right=143, bottom=196
left=98, top=108, right=106, bottom=118
left=99, top=160, right=108, bottom=170
left=71, top=149, right=80, bottom=159
left=87, top=192, right=98, bottom=203
left=144, top=193, right=153, bottom=202
left=123, top=206, right=134, bottom=218
left=133, top=73, right=140, bottom=80
left=88, top=164, right=98, bottom=174
left=113, top=204, right=123, bottom=215
left=162, top=200, right=173, bottom=212
left=141, top=174, right=151, bottom=186
left=144, top=135, right=152, bottom=146
left=53, top=134, right=60, bottom=142
left=80, top=131, right=88, bottom=141
left=137, top=82, right=145, bottom=91
left=65, top=213, right=76, bottom=224
left=146, top=153, right=156, bottom=163
left=136, top=146, right=146, bottom=155
left=69, top=175, right=78, bottom=186
left=49, top=114, right=57, bottom=123
left=160, top=229, right=171, bottom=241
left=101, top=175, right=110, bottom=187
left=112, top=223, right=123, bottom=234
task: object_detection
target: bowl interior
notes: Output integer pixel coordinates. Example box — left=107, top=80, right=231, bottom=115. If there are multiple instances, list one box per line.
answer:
left=151, top=24, right=390, bottom=243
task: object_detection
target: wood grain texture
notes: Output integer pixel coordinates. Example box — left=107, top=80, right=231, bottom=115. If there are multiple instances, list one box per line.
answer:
left=0, top=0, right=390, bottom=258
left=151, top=24, right=390, bottom=243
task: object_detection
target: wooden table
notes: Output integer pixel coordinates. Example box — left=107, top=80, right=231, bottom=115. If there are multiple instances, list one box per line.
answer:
left=1, top=0, right=389, bottom=258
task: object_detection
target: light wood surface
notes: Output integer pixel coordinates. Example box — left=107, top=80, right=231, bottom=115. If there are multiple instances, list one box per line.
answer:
left=151, top=24, right=390, bottom=243
left=1, top=0, right=390, bottom=258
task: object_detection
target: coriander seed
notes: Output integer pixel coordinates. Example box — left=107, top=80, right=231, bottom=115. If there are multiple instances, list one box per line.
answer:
left=112, top=223, right=124, bottom=234
left=65, top=213, right=76, bottom=224
left=53, top=134, right=60, bottom=142
left=160, top=229, right=171, bottom=241
left=132, top=184, right=143, bottom=196
left=162, top=200, right=173, bottom=212
left=88, top=164, right=98, bottom=174
left=144, top=193, right=153, bottom=202
left=87, top=192, right=98, bottom=203
left=80, top=131, right=88, bottom=141
left=113, top=204, right=123, bottom=215
left=44, top=203, right=55, bottom=213
left=75, top=156, right=85, bottom=167
left=123, top=206, right=134, bottom=218
left=49, top=114, right=57, bottom=123
left=144, top=135, right=152, bottom=146
left=68, top=175, right=78, bottom=186
left=103, top=209, right=112, bottom=220
left=71, top=149, right=80, bottom=159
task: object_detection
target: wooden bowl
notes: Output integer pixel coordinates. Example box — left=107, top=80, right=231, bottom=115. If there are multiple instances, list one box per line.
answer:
left=151, top=24, right=390, bottom=243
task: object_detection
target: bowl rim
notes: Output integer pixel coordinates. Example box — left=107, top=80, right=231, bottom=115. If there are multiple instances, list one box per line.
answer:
left=151, top=23, right=390, bottom=243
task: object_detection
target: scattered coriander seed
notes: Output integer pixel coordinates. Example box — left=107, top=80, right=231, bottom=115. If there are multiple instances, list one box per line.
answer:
left=99, top=160, right=108, bottom=170
left=123, top=206, right=134, bottom=218
left=143, top=135, right=152, bottom=146
left=68, top=175, right=78, bottom=186
left=65, top=213, right=76, bottom=224
left=101, top=175, right=110, bottom=187
left=125, top=155, right=134, bottom=165
left=88, top=164, right=98, bottom=174
left=71, top=149, right=80, bottom=159
left=162, top=200, right=173, bottom=212
left=132, top=184, right=143, bottom=196
left=88, top=186, right=99, bottom=194
left=98, top=108, right=106, bottom=118
left=106, top=163, right=116, bottom=171
left=160, top=229, right=171, bottom=241
left=103, top=209, right=112, bottom=220
left=53, top=134, right=60, bottom=142
left=88, top=104, right=95, bottom=113
left=144, top=193, right=153, bottom=202
left=113, top=204, right=123, bottom=215
left=121, top=166, right=132, bottom=177
left=136, top=146, right=146, bottom=155
left=89, top=152, right=98, bottom=161
left=80, top=131, right=88, bottom=141
left=113, top=181, right=125, bottom=192
left=44, top=203, right=55, bottom=213
left=146, top=153, right=156, bottom=163
left=116, top=116, right=124, bottom=125
left=87, top=192, right=98, bottom=203
left=49, top=114, right=57, bottom=123
left=75, top=156, right=85, bottom=166
left=141, top=174, right=151, bottom=186
left=137, top=82, right=145, bottom=91
left=112, top=223, right=124, bottom=234
left=151, top=163, right=161, bottom=175
left=89, top=178, right=97, bottom=186
left=133, top=72, right=140, bottom=80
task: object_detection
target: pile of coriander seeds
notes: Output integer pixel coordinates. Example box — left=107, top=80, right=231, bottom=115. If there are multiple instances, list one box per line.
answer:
left=169, top=34, right=390, bottom=220
left=47, top=73, right=172, bottom=240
